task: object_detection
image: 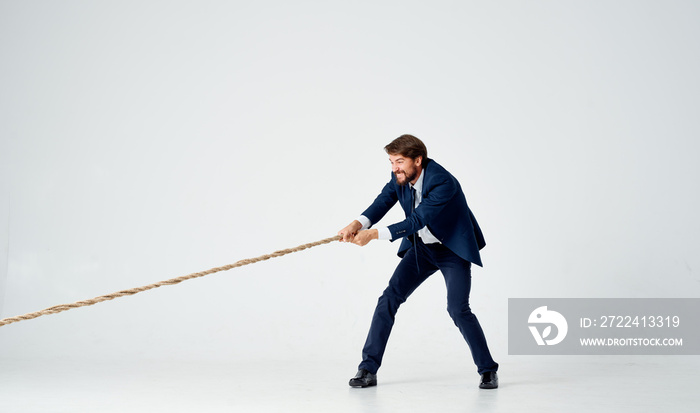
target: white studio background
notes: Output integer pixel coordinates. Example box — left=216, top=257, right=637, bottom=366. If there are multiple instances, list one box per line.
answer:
left=1, top=0, right=699, bottom=369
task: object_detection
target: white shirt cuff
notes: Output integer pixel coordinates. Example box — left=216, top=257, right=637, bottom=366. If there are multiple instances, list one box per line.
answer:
left=377, top=227, right=392, bottom=240
left=356, top=215, right=372, bottom=230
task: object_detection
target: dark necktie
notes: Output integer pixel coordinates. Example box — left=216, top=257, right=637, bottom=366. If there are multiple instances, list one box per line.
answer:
left=411, top=186, right=420, bottom=272
left=411, top=186, right=416, bottom=213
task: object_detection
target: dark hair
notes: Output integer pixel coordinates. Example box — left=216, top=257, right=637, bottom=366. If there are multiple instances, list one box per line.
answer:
left=384, top=134, right=428, bottom=161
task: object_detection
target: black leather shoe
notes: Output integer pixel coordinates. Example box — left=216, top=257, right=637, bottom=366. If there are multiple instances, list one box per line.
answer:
left=349, top=369, right=377, bottom=388
left=479, top=371, right=498, bottom=389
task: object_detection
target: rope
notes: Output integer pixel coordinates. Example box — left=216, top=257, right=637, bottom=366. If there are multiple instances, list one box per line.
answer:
left=0, top=235, right=342, bottom=328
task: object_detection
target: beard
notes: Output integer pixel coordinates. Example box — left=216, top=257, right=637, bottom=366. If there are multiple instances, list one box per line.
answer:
left=394, top=169, right=416, bottom=186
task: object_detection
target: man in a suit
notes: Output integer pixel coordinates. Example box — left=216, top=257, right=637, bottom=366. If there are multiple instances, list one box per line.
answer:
left=338, top=134, right=499, bottom=389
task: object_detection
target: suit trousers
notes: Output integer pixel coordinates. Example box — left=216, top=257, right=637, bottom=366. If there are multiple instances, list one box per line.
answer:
left=358, top=238, right=499, bottom=375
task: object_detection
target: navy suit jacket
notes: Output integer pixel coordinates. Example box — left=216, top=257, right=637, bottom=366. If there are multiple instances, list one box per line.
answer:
left=361, top=158, right=486, bottom=267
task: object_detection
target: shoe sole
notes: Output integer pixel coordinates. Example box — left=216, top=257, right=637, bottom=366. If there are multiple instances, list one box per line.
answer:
left=349, top=381, right=377, bottom=388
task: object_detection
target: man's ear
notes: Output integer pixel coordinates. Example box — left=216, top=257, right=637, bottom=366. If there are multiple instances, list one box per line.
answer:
left=415, top=156, right=423, bottom=167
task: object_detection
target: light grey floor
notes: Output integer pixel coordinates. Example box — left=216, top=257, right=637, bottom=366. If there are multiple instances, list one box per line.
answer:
left=1, top=355, right=698, bottom=413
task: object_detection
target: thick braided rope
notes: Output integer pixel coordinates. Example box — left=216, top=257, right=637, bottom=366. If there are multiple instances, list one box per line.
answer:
left=0, top=235, right=341, bottom=328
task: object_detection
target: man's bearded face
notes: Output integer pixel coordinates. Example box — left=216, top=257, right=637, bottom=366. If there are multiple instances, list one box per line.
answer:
left=389, top=154, right=421, bottom=186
